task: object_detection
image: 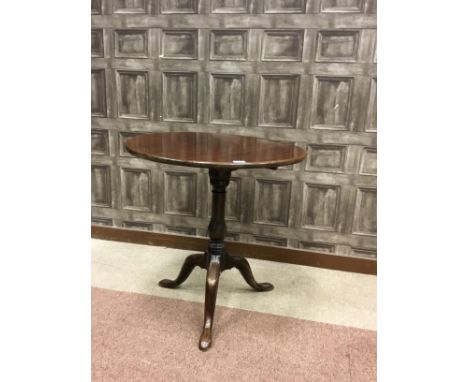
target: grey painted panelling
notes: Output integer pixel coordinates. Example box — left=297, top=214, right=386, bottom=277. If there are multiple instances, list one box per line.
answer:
left=317, top=30, right=359, bottom=62
left=91, top=29, right=104, bottom=57
left=92, top=2, right=377, bottom=259
left=162, top=72, right=197, bottom=122
left=303, top=183, right=339, bottom=230
left=262, top=30, right=304, bottom=61
left=161, top=29, right=198, bottom=59
left=114, top=0, right=147, bottom=14
left=306, top=144, right=346, bottom=173
left=91, top=0, right=102, bottom=14
left=91, top=129, right=109, bottom=155
left=299, top=240, right=335, bottom=253
left=210, top=74, right=244, bottom=124
left=212, top=0, right=249, bottom=13
left=121, top=167, right=151, bottom=211
left=163, top=171, right=197, bottom=216
left=264, top=0, right=306, bottom=13
left=91, top=165, right=112, bottom=207
left=210, top=30, right=248, bottom=60
left=352, top=188, right=377, bottom=236
left=115, top=30, right=148, bottom=58
left=161, top=0, right=198, bottom=14
left=117, top=71, right=149, bottom=118
left=359, top=147, right=377, bottom=175
left=259, top=75, right=299, bottom=128
left=91, top=70, right=106, bottom=117
left=310, top=76, right=352, bottom=129
left=254, top=179, right=291, bottom=226
left=320, top=0, right=363, bottom=13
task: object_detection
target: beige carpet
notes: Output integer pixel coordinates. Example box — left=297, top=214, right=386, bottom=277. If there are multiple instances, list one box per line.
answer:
left=92, top=287, right=376, bottom=382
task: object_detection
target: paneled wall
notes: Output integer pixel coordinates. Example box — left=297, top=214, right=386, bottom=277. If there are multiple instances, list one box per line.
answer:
left=91, top=0, right=377, bottom=259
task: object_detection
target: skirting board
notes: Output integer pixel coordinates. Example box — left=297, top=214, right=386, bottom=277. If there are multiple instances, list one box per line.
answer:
left=91, top=226, right=377, bottom=275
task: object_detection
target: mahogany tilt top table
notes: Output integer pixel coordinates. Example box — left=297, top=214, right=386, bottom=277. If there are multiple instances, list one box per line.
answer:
left=126, top=132, right=307, bottom=351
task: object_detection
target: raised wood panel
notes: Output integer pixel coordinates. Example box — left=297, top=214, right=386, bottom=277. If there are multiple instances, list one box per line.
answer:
left=310, top=76, right=352, bottom=129
left=91, top=217, right=112, bottom=226
left=254, top=179, right=291, bottom=226
left=262, top=30, right=303, bottom=61
left=121, top=168, right=151, bottom=211
left=303, top=184, right=339, bottom=230
left=359, top=147, right=377, bottom=175
left=253, top=236, right=288, bottom=247
left=91, top=70, right=106, bottom=117
left=367, top=0, right=377, bottom=13
left=91, top=0, right=102, bottom=14
left=114, top=0, right=147, bottom=14
left=320, top=0, right=363, bottom=13
left=161, top=0, right=198, bottom=14
left=162, top=30, right=198, bottom=59
left=299, top=241, right=336, bottom=253
left=306, top=144, right=346, bottom=173
left=317, top=31, right=359, bottom=62
left=210, top=74, right=244, bottom=124
left=259, top=75, right=299, bottom=128
left=91, top=165, right=111, bottom=207
left=115, top=30, right=148, bottom=58
left=91, top=29, right=104, bottom=57
left=353, top=188, right=377, bottom=236
left=366, top=77, right=377, bottom=132
left=91, top=129, right=109, bottom=156
left=212, top=0, right=248, bottom=13
left=162, top=72, right=197, bottom=122
left=164, top=171, right=197, bottom=216
left=225, top=177, right=241, bottom=220
left=264, top=0, right=306, bottom=13
left=351, top=247, right=376, bottom=259
left=166, top=226, right=197, bottom=235
left=210, top=30, right=248, bottom=60
left=122, top=221, right=153, bottom=230
left=117, top=71, right=149, bottom=119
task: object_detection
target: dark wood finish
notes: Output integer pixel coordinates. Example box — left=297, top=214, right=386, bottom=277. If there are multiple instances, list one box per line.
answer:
left=91, top=226, right=377, bottom=275
left=123, top=132, right=308, bottom=350
left=154, top=167, right=275, bottom=350
left=126, top=132, right=307, bottom=169
left=225, top=255, right=274, bottom=292
left=158, top=253, right=205, bottom=288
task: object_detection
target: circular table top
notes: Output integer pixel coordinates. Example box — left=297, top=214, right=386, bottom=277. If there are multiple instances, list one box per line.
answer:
left=126, top=132, right=307, bottom=169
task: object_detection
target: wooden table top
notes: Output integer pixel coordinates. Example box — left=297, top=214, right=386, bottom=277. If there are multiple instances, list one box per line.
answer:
left=126, top=132, right=307, bottom=169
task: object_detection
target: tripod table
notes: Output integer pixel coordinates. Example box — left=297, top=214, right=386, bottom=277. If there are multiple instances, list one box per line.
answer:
left=126, top=132, right=306, bottom=351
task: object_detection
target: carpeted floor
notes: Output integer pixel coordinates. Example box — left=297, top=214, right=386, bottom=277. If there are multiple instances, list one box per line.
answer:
left=92, top=287, right=376, bottom=382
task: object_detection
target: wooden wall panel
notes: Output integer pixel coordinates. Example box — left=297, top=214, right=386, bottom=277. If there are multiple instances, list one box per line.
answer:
left=162, top=72, right=197, bottom=122
left=310, top=76, right=352, bottom=129
left=120, top=168, right=151, bottom=211
left=264, top=0, right=306, bottom=13
left=162, top=30, right=198, bottom=59
left=115, top=30, right=148, bottom=58
left=163, top=171, right=197, bottom=216
left=254, top=179, right=291, bottom=226
left=91, top=70, right=106, bottom=117
left=210, top=74, right=244, bottom=124
left=117, top=71, right=149, bottom=118
left=210, top=30, right=248, bottom=60
left=259, top=75, right=299, bottom=128
left=92, top=0, right=377, bottom=260
left=91, top=165, right=111, bottom=207
left=212, top=0, right=249, bottom=13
